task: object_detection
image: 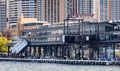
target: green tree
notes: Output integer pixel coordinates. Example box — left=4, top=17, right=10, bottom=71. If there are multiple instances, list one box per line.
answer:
left=0, top=36, right=12, bottom=53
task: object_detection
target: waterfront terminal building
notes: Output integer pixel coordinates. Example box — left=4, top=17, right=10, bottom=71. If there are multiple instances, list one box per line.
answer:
left=8, top=19, right=120, bottom=60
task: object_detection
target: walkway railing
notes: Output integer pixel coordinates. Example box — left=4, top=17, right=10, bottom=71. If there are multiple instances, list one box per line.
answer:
left=10, top=39, right=28, bottom=54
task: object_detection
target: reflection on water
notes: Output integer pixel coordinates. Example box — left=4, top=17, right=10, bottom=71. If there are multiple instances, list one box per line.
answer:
left=0, top=62, right=120, bottom=71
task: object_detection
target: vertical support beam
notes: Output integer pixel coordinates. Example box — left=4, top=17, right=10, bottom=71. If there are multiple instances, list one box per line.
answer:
left=97, top=47, right=99, bottom=59
left=60, top=45, right=62, bottom=58
left=33, top=46, right=36, bottom=58
left=67, top=45, right=70, bottom=58
left=81, top=46, right=84, bottom=59
left=113, top=43, right=115, bottom=58
left=66, top=44, right=68, bottom=58
left=89, top=48, right=91, bottom=59
left=27, top=47, right=29, bottom=58
left=46, top=46, right=48, bottom=56
left=105, top=45, right=107, bottom=58
left=67, top=19, right=69, bottom=35
left=48, top=46, right=50, bottom=56
left=25, top=47, right=28, bottom=58
left=57, top=45, right=59, bottom=57
left=75, top=48, right=77, bottom=59
left=38, top=46, right=41, bottom=58
left=53, top=46, right=55, bottom=57
left=78, top=45, right=81, bottom=59
left=78, top=20, right=80, bottom=35
left=43, top=46, right=46, bottom=57
left=64, top=44, right=66, bottom=58
left=22, top=48, right=26, bottom=58
left=29, top=46, right=32, bottom=57
left=55, top=45, right=58, bottom=57
left=64, top=19, right=65, bottom=35
left=90, top=49, right=94, bottom=59
left=97, top=22, right=100, bottom=59
left=50, top=45, right=52, bottom=57
left=81, top=19, right=84, bottom=59
left=51, top=46, right=53, bottom=57
left=41, top=47, right=43, bottom=57
left=62, top=45, right=64, bottom=58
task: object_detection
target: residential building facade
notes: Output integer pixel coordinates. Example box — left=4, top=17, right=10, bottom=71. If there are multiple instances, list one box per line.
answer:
left=78, top=0, right=93, bottom=15
left=93, top=0, right=108, bottom=22
left=110, top=0, right=120, bottom=21
left=40, top=0, right=65, bottom=24
left=37, top=0, right=78, bottom=24
left=93, top=0, right=120, bottom=22
left=0, top=0, right=6, bottom=32
left=8, top=0, right=37, bottom=25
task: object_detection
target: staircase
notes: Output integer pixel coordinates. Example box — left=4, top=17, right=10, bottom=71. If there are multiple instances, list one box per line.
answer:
left=10, top=39, right=28, bottom=54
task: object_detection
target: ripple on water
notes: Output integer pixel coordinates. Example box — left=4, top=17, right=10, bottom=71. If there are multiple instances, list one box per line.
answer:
left=0, top=62, right=120, bottom=71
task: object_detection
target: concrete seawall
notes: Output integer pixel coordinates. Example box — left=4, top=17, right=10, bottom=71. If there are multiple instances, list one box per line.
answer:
left=0, top=58, right=120, bottom=66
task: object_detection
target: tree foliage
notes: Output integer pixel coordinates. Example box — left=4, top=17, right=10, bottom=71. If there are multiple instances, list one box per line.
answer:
left=0, top=36, right=12, bottom=53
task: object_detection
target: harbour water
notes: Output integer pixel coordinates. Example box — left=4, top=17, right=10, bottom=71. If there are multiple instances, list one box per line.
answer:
left=0, top=62, right=120, bottom=71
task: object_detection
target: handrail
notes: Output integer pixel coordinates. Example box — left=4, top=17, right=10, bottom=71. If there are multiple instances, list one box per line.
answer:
left=15, top=40, right=27, bottom=53
left=11, top=39, right=28, bottom=54
left=10, top=41, right=22, bottom=53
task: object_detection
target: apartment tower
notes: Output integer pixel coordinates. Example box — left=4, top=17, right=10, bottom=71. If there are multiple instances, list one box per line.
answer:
left=8, top=0, right=37, bottom=25
left=37, top=0, right=78, bottom=24
left=93, top=0, right=108, bottom=22
left=93, top=0, right=120, bottom=22
left=78, top=0, right=93, bottom=15
left=0, top=0, right=6, bottom=32
left=110, top=0, right=120, bottom=21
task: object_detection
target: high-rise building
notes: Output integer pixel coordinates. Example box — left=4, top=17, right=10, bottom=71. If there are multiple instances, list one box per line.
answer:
left=8, top=0, right=37, bottom=25
left=110, top=0, right=120, bottom=21
left=37, top=0, right=42, bottom=21
left=65, top=0, right=78, bottom=18
left=78, top=0, right=93, bottom=15
left=37, top=0, right=78, bottom=24
left=107, top=0, right=111, bottom=21
left=41, top=0, right=65, bottom=24
left=0, top=0, right=6, bottom=32
left=99, top=0, right=108, bottom=21
left=93, top=0, right=108, bottom=22
left=93, top=0, right=120, bottom=22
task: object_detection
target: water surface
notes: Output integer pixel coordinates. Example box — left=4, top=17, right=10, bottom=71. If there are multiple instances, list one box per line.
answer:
left=0, top=62, right=120, bottom=71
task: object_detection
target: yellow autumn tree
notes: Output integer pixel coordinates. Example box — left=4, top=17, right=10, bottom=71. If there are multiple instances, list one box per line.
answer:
left=0, top=36, right=12, bottom=53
